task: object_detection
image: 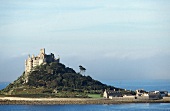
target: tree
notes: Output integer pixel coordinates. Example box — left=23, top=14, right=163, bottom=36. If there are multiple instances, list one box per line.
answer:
left=79, top=65, right=86, bottom=75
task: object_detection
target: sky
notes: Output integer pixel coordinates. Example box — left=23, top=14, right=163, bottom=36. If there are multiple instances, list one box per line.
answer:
left=0, top=0, right=170, bottom=82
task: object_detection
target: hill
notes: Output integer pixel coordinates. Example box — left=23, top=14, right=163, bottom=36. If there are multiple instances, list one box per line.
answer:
left=0, top=62, right=122, bottom=98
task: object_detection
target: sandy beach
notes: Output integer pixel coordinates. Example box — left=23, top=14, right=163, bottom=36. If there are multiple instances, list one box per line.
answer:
left=0, top=97, right=170, bottom=105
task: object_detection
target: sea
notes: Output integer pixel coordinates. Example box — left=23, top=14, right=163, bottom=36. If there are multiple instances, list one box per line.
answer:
left=0, top=79, right=170, bottom=111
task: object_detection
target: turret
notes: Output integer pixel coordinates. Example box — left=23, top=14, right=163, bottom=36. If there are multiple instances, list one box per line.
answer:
left=25, top=59, right=27, bottom=72
left=40, top=48, right=45, bottom=54
left=25, top=48, right=60, bottom=73
left=32, top=54, right=34, bottom=58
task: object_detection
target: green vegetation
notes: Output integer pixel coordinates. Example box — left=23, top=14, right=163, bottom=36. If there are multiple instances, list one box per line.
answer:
left=1, top=62, right=122, bottom=98
left=88, top=94, right=102, bottom=98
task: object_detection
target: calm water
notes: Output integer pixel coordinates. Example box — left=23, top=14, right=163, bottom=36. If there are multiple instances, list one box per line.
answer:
left=0, top=104, right=170, bottom=111
left=105, top=79, right=170, bottom=92
left=0, top=80, right=170, bottom=111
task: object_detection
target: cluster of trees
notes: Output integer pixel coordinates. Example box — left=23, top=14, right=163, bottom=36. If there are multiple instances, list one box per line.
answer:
left=27, top=62, right=116, bottom=92
left=1, top=62, right=119, bottom=96
left=79, top=65, right=86, bottom=75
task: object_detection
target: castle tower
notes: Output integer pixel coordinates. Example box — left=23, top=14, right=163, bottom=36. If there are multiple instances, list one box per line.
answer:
left=40, top=48, right=45, bottom=55
left=39, top=48, right=45, bottom=65
left=24, top=48, right=60, bottom=83
left=25, top=48, right=60, bottom=73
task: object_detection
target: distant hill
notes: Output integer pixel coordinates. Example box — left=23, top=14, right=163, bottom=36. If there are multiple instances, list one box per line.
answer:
left=0, top=62, right=122, bottom=98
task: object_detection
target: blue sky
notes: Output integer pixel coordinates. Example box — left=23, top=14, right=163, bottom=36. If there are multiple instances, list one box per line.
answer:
left=0, top=0, right=170, bottom=82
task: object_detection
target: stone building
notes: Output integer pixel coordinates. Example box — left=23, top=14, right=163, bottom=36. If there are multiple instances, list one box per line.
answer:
left=103, top=89, right=123, bottom=98
left=136, top=89, right=148, bottom=97
left=25, top=48, right=60, bottom=73
left=24, top=48, right=60, bottom=83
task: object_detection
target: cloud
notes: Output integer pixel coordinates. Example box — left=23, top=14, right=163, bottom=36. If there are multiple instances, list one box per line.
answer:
left=0, top=0, right=170, bottom=81
left=104, top=50, right=158, bottom=60
left=1, top=0, right=170, bottom=40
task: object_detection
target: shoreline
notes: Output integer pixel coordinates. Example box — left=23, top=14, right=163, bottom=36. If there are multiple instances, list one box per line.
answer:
left=0, top=97, right=170, bottom=105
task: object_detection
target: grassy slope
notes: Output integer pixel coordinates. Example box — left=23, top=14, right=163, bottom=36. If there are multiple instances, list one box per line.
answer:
left=0, top=62, right=130, bottom=98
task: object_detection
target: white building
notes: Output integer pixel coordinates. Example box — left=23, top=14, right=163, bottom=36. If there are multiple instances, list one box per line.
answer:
left=136, top=89, right=149, bottom=97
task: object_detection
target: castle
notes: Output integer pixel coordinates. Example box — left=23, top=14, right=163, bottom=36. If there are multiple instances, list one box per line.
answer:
left=25, top=48, right=60, bottom=73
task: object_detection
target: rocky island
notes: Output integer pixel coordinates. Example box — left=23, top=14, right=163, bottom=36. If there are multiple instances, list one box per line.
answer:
left=0, top=49, right=169, bottom=105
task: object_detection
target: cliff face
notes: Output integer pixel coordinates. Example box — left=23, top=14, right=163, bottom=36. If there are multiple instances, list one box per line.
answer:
left=1, top=62, right=118, bottom=98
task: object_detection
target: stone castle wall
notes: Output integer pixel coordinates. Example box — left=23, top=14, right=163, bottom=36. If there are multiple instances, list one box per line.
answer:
left=25, top=48, right=60, bottom=73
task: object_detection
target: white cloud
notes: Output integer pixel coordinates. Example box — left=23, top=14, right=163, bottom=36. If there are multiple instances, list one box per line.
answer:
left=0, top=0, right=170, bottom=81
left=104, top=47, right=170, bottom=60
